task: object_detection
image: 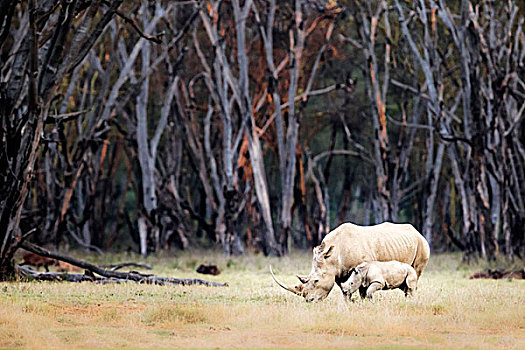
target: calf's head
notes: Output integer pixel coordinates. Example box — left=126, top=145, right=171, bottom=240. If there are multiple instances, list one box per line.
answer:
left=270, top=243, right=336, bottom=302
left=342, top=263, right=367, bottom=295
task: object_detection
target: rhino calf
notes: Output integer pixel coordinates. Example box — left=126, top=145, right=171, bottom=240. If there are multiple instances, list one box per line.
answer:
left=341, top=261, right=418, bottom=301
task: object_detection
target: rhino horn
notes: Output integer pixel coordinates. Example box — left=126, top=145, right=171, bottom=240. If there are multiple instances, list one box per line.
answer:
left=270, top=265, right=300, bottom=295
left=296, top=274, right=308, bottom=284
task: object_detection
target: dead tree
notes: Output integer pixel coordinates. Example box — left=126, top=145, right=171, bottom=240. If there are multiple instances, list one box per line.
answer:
left=0, top=0, right=124, bottom=280
left=391, top=0, right=525, bottom=258
left=190, top=0, right=280, bottom=255
left=434, top=0, right=525, bottom=259
left=253, top=0, right=343, bottom=252
left=354, top=1, right=394, bottom=222
left=133, top=1, right=178, bottom=256
left=340, top=1, right=441, bottom=242
left=394, top=0, right=449, bottom=248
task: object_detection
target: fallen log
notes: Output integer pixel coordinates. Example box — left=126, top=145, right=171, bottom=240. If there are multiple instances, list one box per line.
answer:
left=20, top=242, right=228, bottom=287
left=469, top=268, right=525, bottom=280
left=102, top=262, right=153, bottom=271
left=18, top=265, right=132, bottom=284
left=18, top=265, right=98, bottom=282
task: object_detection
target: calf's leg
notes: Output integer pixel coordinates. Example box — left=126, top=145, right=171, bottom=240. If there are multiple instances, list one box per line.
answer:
left=359, top=286, right=367, bottom=299
left=365, top=282, right=383, bottom=300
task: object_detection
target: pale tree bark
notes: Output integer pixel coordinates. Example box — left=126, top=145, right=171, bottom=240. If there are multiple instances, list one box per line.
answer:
left=174, top=75, right=216, bottom=226
left=136, top=5, right=156, bottom=256
left=350, top=1, right=434, bottom=229
left=276, top=0, right=306, bottom=253
left=135, top=2, right=178, bottom=256
left=305, top=150, right=360, bottom=244
left=357, top=1, right=392, bottom=222
left=253, top=0, right=341, bottom=252
left=196, top=0, right=280, bottom=255
left=196, top=1, right=246, bottom=255
left=394, top=0, right=448, bottom=249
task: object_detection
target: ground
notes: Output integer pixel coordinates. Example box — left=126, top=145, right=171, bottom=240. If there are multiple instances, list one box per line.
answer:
left=0, top=251, right=523, bottom=349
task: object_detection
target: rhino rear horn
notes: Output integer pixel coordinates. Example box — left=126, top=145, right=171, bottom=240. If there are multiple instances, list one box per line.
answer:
left=269, top=266, right=300, bottom=296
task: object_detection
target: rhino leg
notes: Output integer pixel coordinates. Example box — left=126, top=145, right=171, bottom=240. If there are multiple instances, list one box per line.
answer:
left=342, top=290, right=356, bottom=303
left=404, top=270, right=418, bottom=297
left=358, top=286, right=367, bottom=299
left=335, top=281, right=348, bottom=302
left=365, top=282, right=383, bottom=300
left=413, top=237, right=430, bottom=278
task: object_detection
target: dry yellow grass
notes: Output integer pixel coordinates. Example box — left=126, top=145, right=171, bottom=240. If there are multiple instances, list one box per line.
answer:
left=0, top=251, right=524, bottom=349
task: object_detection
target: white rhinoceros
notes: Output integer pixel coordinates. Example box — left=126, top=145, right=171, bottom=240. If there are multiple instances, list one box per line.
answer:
left=271, top=222, right=430, bottom=302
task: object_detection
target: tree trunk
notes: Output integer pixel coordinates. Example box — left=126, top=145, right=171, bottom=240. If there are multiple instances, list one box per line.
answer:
left=0, top=0, right=42, bottom=280
left=422, top=142, right=445, bottom=249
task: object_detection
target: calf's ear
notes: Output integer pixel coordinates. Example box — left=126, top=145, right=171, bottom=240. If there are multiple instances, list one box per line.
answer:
left=356, top=262, right=370, bottom=275
left=353, top=265, right=364, bottom=275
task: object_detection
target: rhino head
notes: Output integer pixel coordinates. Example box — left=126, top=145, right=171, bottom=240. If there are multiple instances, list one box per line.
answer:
left=270, top=243, right=336, bottom=302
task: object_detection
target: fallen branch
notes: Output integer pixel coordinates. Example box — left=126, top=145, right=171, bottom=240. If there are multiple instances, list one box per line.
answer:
left=18, top=265, right=129, bottom=284
left=17, top=265, right=98, bottom=282
left=20, top=242, right=228, bottom=287
left=469, top=268, right=524, bottom=280
left=101, top=262, right=153, bottom=271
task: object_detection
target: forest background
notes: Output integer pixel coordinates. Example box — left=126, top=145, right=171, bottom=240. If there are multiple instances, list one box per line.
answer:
left=1, top=0, right=524, bottom=279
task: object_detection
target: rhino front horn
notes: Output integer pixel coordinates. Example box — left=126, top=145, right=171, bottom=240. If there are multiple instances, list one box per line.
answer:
left=269, top=265, right=300, bottom=295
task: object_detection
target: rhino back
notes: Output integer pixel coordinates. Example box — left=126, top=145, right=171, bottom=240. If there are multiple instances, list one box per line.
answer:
left=324, top=222, right=424, bottom=273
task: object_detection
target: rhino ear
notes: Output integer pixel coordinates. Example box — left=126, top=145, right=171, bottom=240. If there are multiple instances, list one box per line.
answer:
left=322, top=245, right=334, bottom=259
left=296, top=275, right=308, bottom=284
left=314, top=242, right=325, bottom=255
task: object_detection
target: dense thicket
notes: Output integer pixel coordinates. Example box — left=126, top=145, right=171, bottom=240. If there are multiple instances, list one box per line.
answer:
left=1, top=0, right=524, bottom=278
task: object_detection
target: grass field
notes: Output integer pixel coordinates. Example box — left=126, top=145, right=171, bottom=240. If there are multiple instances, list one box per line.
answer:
left=0, top=250, right=524, bottom=349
